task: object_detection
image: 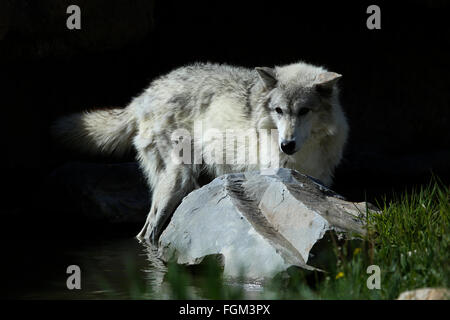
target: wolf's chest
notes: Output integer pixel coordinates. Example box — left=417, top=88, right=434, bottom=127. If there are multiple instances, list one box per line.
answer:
left=283, top=143, right=329, bottom=182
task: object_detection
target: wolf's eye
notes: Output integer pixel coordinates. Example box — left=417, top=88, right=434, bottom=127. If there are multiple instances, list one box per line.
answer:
left=298, top=108, right=311, bottom=116
left=275, top=107, right=283, bottom=115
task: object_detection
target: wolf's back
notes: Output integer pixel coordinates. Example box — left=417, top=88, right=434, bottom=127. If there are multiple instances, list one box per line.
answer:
left=52, top=107, right=136, bottom=156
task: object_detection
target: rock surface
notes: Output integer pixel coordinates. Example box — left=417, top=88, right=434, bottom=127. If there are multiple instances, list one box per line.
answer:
left=158, top=168, right=376, bottom=278
left=397, top=288, right=450, bottom=300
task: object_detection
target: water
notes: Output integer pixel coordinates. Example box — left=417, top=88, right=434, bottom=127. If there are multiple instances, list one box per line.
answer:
left=16, top=237, right=263, bottom=299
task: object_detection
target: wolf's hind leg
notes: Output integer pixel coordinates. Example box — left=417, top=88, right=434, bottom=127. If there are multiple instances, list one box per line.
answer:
left=136, top=164, right=197, bottom=243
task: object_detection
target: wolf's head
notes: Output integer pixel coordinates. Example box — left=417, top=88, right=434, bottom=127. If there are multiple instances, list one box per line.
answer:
left=256, top=62, right=342, bottom=155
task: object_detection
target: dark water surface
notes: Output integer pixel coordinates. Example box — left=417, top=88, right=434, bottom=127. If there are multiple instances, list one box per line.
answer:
left=7, top=235, right=263, bottom=299
left=18, top=238, right=164, bottom=299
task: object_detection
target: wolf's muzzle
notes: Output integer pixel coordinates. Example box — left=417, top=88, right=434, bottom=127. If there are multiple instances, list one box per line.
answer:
left=281, top=140, right=296, bottom=155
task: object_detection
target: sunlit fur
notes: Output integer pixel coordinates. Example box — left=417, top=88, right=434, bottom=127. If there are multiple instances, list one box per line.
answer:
left=54, top=62, right=349, bottom=241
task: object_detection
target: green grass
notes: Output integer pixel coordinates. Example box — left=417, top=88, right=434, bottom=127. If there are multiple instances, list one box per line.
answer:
left=363, top=178, right=450, bottom=299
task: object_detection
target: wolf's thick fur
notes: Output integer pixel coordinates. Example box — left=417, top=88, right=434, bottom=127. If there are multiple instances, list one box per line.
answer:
left=54, top=62, right=349, bottom=242
left=53, top=108, right=136, bottom=156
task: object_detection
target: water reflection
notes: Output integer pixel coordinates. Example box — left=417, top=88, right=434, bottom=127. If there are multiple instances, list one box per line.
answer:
left=139, top=240, right=170, bottom=298
left=19, top=237, right=262, bottom=299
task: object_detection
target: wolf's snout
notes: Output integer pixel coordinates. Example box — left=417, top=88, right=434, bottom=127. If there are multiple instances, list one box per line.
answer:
left=281, top=140, right=296, bottom=155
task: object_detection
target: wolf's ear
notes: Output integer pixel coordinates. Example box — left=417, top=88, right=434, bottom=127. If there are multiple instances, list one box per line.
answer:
left=314, top=72, right=342, bottom=97
left=255, top=67, right=277, bottom=89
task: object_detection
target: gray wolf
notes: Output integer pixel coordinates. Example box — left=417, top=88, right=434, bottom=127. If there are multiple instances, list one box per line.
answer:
left=53, top=61, right=349, bottom=242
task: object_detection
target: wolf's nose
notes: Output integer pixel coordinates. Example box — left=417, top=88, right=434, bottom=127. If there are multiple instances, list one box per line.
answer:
left=281, top=140, right=296, bottom=155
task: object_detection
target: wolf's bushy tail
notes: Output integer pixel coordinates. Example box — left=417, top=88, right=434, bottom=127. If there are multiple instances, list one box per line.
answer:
left=52, top=107, right=136, bottom=156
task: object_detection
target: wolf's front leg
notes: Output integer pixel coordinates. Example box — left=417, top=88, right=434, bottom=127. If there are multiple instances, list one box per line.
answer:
left=136, top=164, right=197, bottom=243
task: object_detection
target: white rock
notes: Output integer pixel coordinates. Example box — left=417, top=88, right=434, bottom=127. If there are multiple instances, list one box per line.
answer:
left=158, top=168, right=375, bottom=279
left=397, top=288, right=450, bottom=300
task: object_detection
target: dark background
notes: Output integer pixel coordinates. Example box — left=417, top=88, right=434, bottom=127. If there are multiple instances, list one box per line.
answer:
left=1, top=0, right=449, bottom=297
